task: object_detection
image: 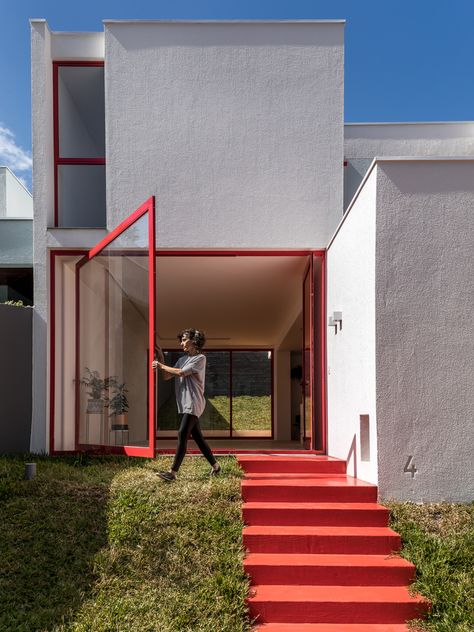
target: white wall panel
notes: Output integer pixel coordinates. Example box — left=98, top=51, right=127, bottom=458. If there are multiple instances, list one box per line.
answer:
left=105, top=22, right=344, bottom=248
left=327, top=169, right=377, bottom=484
left=375, top=160, right=474, bottom=502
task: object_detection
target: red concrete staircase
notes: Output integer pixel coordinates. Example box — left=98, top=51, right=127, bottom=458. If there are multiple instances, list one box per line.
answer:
left=237, top=455, right=429, bottom=631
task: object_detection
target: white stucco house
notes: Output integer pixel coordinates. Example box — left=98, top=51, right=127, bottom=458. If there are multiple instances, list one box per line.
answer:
left=30, top=19, right=473, bottom=502
left=0, top=166, right=33, bottom=303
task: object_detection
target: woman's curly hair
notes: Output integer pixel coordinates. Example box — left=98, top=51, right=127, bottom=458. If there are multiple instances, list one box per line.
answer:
left=177, top=328, right=206, bottom=351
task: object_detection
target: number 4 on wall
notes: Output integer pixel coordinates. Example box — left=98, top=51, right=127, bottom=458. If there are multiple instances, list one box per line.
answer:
left=404, top=455, right=418, bottom=479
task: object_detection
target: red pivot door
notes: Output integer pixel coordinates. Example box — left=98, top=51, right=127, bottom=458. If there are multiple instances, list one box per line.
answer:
left=75, top=197, right=156, bottom=457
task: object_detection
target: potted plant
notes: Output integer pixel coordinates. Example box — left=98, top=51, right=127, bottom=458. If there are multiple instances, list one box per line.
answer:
left=79, top=368, right=106, bottom=414
left=108, top=382, right=129, bottom=430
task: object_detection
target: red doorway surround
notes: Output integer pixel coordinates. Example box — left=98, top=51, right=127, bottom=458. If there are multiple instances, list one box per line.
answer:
left=49, top=248, right=327, bottom=455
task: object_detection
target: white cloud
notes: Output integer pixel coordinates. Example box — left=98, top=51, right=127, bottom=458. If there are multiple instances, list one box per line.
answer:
left=0, top=124, right=32, bottom=173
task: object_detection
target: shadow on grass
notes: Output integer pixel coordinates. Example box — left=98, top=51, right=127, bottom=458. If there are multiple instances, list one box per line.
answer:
left=0, top=454, right=138, bottom=631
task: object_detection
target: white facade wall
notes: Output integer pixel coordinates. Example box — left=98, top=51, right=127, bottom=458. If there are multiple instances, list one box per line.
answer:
left=327, top=169, right=377, bottom=484
left=0, top=168, right=33, bottom=268
left=343, top=122, right=474, bottom=210
left=30, top=21, right=106, bottom=452
left=0, top=168, right=33, bottom=218
left=104, top=21, right=344, bottom=248
left=375, top=159, right=474, bottom=502
left=345, top=122, right=474, bottom=159
left=31, top=20, right=54, bottom=452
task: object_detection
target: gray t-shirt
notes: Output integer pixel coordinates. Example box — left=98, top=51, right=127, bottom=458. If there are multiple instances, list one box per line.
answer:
left=173, top=354, right=206, bottom=418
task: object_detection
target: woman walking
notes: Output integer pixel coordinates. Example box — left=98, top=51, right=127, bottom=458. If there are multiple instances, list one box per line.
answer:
left=152, top=328, right=220, bottom=481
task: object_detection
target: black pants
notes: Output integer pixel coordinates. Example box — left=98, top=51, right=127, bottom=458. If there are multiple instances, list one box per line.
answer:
left=171, top=413, right=217, bottom=472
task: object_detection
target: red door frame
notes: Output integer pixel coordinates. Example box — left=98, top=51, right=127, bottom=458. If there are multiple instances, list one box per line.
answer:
left=49, top=244, right=326, bottom=455
left=300, top=253, right=326, bottom=452
left=302, top=258, right=312, bottom=447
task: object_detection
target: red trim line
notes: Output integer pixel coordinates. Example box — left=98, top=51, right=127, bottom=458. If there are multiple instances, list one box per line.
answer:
left=53, top=65, right=59, bottom=226
left=52, top=449, right=323, bottom=456
left=154, top=250, right=324, bottom=257
left=53, top=61, right=104, bottom=67
left=56, top=158, right=106, bottom=165
left=320, top=253, right=327, bottom=452
left=310, top=254, right=315, bottom=449
left=49, top=253, right=56, bottom=453
left=147, top=196, right=157, bottom=457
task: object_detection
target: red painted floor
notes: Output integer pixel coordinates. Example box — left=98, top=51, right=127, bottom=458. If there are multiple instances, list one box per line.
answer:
left=237, top=455, right=429, bottom=631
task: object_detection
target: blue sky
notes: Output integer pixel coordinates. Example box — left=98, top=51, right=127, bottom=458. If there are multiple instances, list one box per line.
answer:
left=1, top=0, right=474, bottom=191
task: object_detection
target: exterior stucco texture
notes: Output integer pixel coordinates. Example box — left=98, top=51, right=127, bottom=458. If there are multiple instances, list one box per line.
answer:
left=105, top=22, right=344, bottom=248
left=376, top=161, right=474, bottom=502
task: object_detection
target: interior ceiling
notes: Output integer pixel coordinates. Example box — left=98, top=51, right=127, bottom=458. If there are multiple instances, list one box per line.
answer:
left=155, top=256, right=308, bottom=348
left=83, top=255, right=308, bottom=349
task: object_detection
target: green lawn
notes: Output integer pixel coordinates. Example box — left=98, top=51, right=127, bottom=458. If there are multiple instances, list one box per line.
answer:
left=388, top=501, right=474, bottom=631
left=0, top=455, right=251, bottom=632
left=158, top=395, right=271, bottom=432
left=2, top=456, right=472, bottom=631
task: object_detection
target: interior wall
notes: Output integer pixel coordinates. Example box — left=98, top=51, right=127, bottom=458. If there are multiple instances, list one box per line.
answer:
left=78, top=259, right=108, bottom=445
left=53, top=257, right=79, bottom=451
left=327, top=168, right=378, bottom=484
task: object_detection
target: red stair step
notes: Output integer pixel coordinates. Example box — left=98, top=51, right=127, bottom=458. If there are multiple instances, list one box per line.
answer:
left=238, top=456, right=346, bottom=474
left=244, top=553, right=415, bottom=585
left=248, top=584, right=429, bottom=624
left=244, top=473, right=348, bottom=480
left=242, top=477, right=377, bottom=503
left=243, top=502, right=389, bottom=526
left=254, top=624, right=411, bottom=631
left=244, top=526, right=401, bottom=554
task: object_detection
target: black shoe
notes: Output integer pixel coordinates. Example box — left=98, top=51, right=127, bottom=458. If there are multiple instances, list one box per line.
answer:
left=210, top=464, right=221, bottom=476
left=158, top=471, right=176, bottom=482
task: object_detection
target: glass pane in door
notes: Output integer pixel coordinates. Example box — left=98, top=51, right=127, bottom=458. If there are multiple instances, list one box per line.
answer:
left=76, top=202, right=155, bottom=456
left=232, top=351, right=272, bottom=437
left=201, top=351, right=231, bottom=436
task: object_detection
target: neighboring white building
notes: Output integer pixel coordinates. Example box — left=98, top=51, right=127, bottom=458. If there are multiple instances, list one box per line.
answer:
left=29, top=19, right=473, bottom=501
left=0, top=166, right=33, bottom=303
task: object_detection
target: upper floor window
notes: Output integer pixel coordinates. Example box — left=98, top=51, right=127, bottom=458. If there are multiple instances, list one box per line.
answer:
left=53, top=62, right=105, bottom=227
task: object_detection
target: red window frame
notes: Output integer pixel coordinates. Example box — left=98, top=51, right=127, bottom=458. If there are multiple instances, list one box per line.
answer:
left=156, top=348, right=275, bottom=440
left=52, top=61, right=105, bottom=227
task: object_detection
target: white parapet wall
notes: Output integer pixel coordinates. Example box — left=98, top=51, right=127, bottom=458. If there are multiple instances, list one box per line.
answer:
left=104, top=21, right=344, bottom=249
left=326, top=167, right=378, bottom=484
left=375, top=159, right=474, bottom=502
left=0, top=167, right=33, bottom=218
left=343, top=122, right=474, bottom=210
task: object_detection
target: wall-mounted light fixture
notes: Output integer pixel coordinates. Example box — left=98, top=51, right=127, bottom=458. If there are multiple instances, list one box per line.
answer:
left=333, top=311, right=342, bottom=331
left=328, top=311, right=342, bottom=334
